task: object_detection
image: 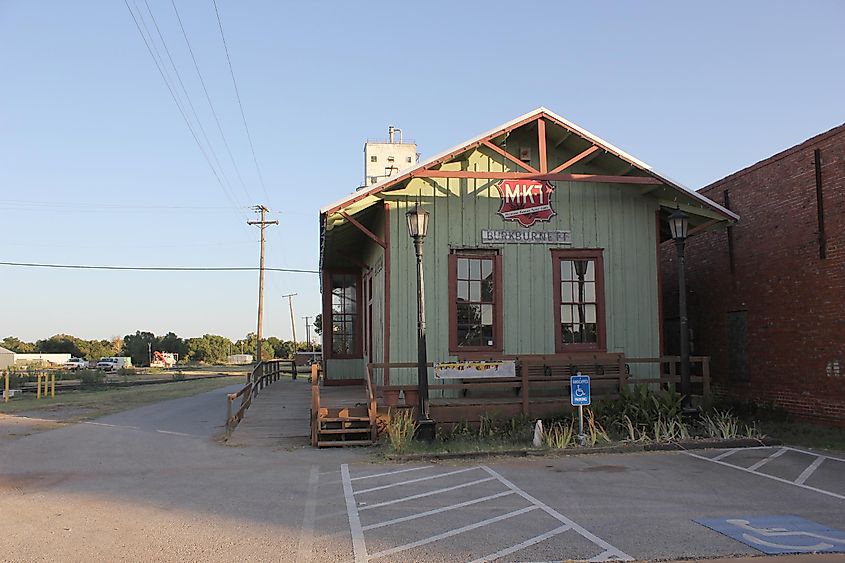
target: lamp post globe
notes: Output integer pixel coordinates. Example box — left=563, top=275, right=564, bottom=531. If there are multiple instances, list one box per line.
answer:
left=669, top=208, right=689, bottom=241
left=406, top=203, right=429, bottom=239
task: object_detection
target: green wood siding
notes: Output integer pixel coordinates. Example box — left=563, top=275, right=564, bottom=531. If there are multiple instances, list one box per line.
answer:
left=385, top=153, right=660, bottom=385
left=324, top=210, right=386, bottom=381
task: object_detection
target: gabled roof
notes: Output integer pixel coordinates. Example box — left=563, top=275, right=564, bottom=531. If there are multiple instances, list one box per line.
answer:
left=0, top=346, right=15, bottom=355
left=321, top=107, right=738, bottom=222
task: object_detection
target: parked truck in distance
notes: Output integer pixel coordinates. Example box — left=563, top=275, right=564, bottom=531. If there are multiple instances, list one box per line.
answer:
left=96, top=357, right=133, bottom=372
left=150, top=351, right=178, bottom=368
left=64, top=357, right=89, bottom=370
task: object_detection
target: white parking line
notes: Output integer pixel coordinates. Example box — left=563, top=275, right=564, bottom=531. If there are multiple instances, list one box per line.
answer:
left=358, top=477, right=497, bottom=511
left=362, top=490, right=515, bottom=531
left=795, top=456, right=825, bottom=486
left=350, top=465, right=433, bottom=481
left=467, top=525, right=571, bottom=563
left=342, top=464, right=632, bottom=562
left=784, top=446, right=845, bottom=464
left=747, top=447, right=787, bottom=471
left=368, top=506, right=538, bottom=560
left=354, top=466, right=480, bottom=495
left=712, top=448, right=739, bottom=461
left=481, top=466, right=632, bottom=561
left=684, top=451, right=845, bottom=501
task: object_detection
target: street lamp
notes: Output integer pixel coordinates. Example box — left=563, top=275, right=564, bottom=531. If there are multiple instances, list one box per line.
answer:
left=405, top=202, right=435, bottom=441
left=669, top=208, right=692, bottom=411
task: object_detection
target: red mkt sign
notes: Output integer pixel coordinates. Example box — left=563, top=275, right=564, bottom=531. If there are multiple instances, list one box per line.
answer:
left=494, top=180, right=556, bottom=228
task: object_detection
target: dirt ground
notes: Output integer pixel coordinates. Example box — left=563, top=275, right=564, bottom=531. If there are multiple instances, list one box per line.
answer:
left=0, top=414, right=65, bottom=443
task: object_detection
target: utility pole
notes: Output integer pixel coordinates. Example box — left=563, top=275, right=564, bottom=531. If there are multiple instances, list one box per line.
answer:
left=248, top=205, right=278, bottom=365
left=303, top=315, right=314, bottom=362
left=282, top=293, right=298, bottom=349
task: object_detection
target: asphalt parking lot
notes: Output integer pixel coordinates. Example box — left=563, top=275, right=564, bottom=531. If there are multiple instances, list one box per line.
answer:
left=3, top=387, right=843, bottom=562
left=317, top=447, right=845, bottom=562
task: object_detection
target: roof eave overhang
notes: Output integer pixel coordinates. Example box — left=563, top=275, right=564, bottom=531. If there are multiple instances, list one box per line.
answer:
left=320, top=107, right=739, bottom=224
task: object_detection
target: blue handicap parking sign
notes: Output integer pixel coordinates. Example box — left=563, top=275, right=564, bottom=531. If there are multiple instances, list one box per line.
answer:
left=570, top=375, right=590, bottom=406
left=695, top=515, right=845, bottom=555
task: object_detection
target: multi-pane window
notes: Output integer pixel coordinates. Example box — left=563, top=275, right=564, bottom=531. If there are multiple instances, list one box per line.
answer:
left=449, top=252, right=502, bottom=352
left=330, top=273, right=360, bottom=356
left=553, top=250, right=605, bottom=352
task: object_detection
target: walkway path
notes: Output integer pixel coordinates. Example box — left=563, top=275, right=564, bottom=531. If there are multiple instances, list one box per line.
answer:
left=226, top=377, right=312, bottom=448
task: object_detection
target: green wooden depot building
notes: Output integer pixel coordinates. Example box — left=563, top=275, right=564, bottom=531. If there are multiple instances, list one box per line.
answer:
left=317, top=107, right=736, bottom=430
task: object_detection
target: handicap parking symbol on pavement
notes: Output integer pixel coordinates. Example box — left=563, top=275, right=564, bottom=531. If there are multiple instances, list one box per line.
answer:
left=695, top=515, right=845, bottom=554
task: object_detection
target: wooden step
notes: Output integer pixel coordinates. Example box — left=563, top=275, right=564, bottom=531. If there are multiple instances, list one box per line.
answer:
left=320, top=421, right=370, bottom=428
left=319, top=416, right=370, bottom=422
left=319, top=407, right=368, bottom=418
left=317, top=440, right=373, bottom=448
left=318, top=428, right=372, bottom=435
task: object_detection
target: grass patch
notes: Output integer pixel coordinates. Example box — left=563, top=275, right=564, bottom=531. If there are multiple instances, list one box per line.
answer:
left=756, top=419, right=845, bottom=453
left=0, top=376, right=243, bottom=422
left=712, top=398, right=845, bottom=453
left=382, top=414, right=536, bottom=456
left=379, top=388, right=845, bottom=458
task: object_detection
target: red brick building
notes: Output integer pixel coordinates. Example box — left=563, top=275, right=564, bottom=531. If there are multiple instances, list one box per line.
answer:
left=661, top=124, right=845, bottom=425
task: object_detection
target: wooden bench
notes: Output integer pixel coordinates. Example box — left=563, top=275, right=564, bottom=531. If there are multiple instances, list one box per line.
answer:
left=443, top=353, right=625, bottom=403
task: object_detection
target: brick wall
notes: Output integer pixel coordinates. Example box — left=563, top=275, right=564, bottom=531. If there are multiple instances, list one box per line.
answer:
left=661, top=123, right=845, bottom=426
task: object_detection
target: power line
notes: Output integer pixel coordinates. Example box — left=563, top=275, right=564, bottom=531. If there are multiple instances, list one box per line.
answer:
left=3, top=240, right=255, bottom=249
left=169, top=0, right=253, bottom=203
left=123, top=0, right=245, bottom=223
left=211, top=0, right=271, bottom=205
left=0, top=261, right=318, bottom=273
left=0, top=200, right=241, bottom=210
left=139, top=0, right=242, bottom=210
left=0, top=200, right=313, bottom=215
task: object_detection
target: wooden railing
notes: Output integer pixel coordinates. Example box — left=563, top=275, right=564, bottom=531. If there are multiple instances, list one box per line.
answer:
left=310, top=363, right=321, bottom=447
left=365, top=354, right=710, bottom=418
left=226, top=359, right=295, bottom=432
left=362, top=364, right=378, bottom=443
left=625, top=356, right=711, bottom=397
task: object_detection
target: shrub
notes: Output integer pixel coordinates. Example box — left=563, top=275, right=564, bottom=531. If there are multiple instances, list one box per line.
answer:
left=384, top=409, right=418, bottom=453
left=585, top=408, right=611, bottom=445
left=438, top=415, right=532, bottom=444
left=542, top=421, right=575, bottom=449
left=595, top=384, right=683, bottom=441
left=700, top=410, right=762, bottom=440
left=79, top=369, right=106, bottom=389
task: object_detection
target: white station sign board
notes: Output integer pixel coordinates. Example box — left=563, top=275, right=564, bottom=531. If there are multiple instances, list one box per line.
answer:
left=434, top=360, right=516, bottom=379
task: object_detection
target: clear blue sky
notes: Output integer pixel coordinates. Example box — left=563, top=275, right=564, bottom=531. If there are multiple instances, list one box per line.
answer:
left=1, top=0, right=843, bottom=343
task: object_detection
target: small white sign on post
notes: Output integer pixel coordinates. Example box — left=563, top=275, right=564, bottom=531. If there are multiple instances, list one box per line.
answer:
left=434, top=360, right=516, bottom=379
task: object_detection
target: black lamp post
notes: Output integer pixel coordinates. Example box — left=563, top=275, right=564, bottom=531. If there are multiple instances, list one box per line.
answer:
left=405, top=202, right=436, bottom=441
left=669, top=208, right=692, bottom=411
